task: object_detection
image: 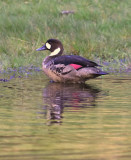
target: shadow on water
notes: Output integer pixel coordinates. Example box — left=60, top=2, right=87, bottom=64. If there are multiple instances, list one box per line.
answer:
left=42, top=82, right=103, bottom=125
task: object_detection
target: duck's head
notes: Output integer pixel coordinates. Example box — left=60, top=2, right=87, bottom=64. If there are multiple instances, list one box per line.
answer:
left=36, top=39, right=64, bottom=56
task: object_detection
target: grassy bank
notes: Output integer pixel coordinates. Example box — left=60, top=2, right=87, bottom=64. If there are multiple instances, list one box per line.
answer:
left=0, top=0, right=131, bottom=72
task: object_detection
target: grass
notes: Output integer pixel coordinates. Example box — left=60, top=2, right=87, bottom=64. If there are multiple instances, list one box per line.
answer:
left=0, top=0, right=131, bottom=72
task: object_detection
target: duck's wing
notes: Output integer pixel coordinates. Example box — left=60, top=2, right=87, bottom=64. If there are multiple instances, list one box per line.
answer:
left=54, top=55, right=101, bottom=68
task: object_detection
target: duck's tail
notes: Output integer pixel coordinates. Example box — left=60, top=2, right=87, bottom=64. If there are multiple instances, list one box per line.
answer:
left=98, top=71, right=109, bottom=75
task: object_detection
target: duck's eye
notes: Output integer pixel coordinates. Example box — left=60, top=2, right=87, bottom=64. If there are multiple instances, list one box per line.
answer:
left=46, top=42, right=51, bottom=49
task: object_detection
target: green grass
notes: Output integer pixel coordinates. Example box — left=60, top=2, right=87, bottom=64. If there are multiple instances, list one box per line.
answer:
left=0, top=0, right=131, bottom=71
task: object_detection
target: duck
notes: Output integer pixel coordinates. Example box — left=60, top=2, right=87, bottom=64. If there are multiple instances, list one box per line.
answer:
left=36, top=39, right=108, bottom=83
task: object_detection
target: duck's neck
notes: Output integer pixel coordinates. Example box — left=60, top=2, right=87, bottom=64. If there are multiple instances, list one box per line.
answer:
left=43, top=56, right=53, bottom=64
left=44, top=47, right=64, bottom=64
left=43, top=54, right=60, bottom=65
left=50, top=47, right=64, bottom=56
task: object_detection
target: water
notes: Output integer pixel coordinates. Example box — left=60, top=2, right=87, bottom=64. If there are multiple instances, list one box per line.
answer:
left=0, top=72, right=131, bottom=160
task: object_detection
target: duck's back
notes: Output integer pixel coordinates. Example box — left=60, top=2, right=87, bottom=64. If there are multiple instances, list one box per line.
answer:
left=42, top=55, right=108, bottom=83
left=53, top=55, right=99, bottom=67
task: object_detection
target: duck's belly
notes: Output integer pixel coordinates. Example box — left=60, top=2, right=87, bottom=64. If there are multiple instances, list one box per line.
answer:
left=42, top=63, right=100, bottom=83
left=42, top=66, right=62, bottom=82
left=42, top=64, right=81, bottom=83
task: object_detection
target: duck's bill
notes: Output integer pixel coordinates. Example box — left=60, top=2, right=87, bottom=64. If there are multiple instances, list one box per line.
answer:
left=36, top=44, right=46, bottom=51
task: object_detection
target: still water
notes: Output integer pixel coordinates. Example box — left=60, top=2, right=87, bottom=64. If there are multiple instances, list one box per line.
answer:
left=0, top=72, right=131, bottom=160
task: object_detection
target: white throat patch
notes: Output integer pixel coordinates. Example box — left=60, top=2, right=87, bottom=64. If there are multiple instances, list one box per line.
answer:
left=49, top=48, right=61, bottom=56
left=46, top=42, right=51, bottom=49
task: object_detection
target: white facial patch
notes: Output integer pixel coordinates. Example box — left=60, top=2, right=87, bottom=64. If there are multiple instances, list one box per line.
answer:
left=49, top=48, right=61, bottom=56
left=46, top=42, right=51, bottom=49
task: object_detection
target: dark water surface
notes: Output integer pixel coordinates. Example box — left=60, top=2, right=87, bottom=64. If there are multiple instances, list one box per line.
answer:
left=0, top=72, right=131, bottom=160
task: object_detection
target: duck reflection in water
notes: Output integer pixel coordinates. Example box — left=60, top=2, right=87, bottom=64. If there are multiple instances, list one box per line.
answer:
left=43, top=83, right=102, bottom=125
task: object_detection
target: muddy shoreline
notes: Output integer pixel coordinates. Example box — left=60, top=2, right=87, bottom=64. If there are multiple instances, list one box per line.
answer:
left=0, top=62, right=131, bottom=82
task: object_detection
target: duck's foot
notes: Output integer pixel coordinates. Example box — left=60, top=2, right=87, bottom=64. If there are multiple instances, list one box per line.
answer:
left=49, top=80, right=55, bottom=83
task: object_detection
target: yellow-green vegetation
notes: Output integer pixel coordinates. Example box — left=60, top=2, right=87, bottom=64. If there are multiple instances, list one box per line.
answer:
left=0, top=0, right=131, bottom=71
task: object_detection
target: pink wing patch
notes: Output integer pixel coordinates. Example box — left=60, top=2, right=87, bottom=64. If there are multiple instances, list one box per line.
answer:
left=70, top=64, right=83, bottom=70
